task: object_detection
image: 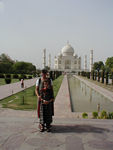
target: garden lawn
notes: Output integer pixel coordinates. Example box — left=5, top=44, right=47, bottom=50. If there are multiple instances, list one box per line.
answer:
left=0, top=78, right=20, bottom=86
left=0, top=75, right=63, bottom=110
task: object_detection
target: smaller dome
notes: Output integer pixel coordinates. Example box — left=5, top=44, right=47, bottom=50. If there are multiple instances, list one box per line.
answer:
left=61, top=43, right=74, bottom=56
left=58, top=53, right=62, bottom=57
left=74, top=54, right=78, bottom=58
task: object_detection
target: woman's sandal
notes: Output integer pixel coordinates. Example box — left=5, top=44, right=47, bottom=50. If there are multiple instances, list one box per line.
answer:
left=39, top=124, right=44, bottom=132
left=46, top=128, right=51, bottom=132
left=46, top=124, right=51, bottom=132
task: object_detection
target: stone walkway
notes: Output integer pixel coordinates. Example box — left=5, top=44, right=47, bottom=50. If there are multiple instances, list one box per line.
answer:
left=0, top=78, right=37, bottom=100
left=74, top=75, right=113, bottom=102
left=54, top=75, right=74, bottom=118
left=0, top=75, right=113, bottom=150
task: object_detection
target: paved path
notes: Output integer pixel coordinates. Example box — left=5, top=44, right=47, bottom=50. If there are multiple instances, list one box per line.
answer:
left=0, top=78, right=37, bottom=100
left=74, top=75, right=113, bottom=102
left=54, top=75, right=74, bottom=118
left=0, top=75, right=113, bottom=150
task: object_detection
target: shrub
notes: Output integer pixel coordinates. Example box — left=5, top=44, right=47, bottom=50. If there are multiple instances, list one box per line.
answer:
left=19, top=74, right=27, bottom=80
left=100, top=110, right=107, bottom=119
left=78, top=72, right=80, bottom=75
left=86, top=72, right=90, bottom=79
left=0, top=74, right=5, bottom=78
left=28, top=75, right=32, bottom=79
left=5, top=78, right=11, bottom=84
left=81, top=71, right=86, bottom=77
left=33, top=72, right=36, bottom=77
left=97, top=116, right=101, bottom=119
left=13, top=74, right=19, bottom=79
left=94, top=72, right=97, bottom=80
left=5, top=74, right=11, bottom=78
left=37, top=73, right=40, bottom=77
left=19, top=77, right=21, bottom=81
left=91, top=70, right=95, bottom=80
left=92, top=112, right=98, bottom=119
left=108, top=112, right=113, bottom=119
left=82, top=112, right=88, bottom=118
left=23, top=74, right=27, bottom=79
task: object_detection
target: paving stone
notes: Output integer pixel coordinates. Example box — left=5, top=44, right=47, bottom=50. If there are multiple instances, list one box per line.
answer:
left=1, top=134, right=26, bottom=150
left=88, top=139, right=113, bottom=150
left=65, top=136, right=84, bottom=150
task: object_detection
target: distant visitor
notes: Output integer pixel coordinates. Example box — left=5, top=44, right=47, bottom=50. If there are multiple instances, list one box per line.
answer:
left=21, top=79, right=24, bottom=88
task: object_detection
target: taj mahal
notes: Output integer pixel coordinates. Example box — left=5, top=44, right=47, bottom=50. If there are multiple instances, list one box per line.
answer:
left=42, top=42, right=94, bottom=72
left=54, top=42, right=81, bottom=72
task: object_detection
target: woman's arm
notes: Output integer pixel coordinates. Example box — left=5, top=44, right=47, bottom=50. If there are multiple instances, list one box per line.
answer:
left=35, top=86, right=41, bottom=99
left=35, top=78, right=42, bottom=99
left=49, top=98, right=54, bottom=103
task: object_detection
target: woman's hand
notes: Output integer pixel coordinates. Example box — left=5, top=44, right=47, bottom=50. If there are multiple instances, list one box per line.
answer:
left=43, top=100, right=49, bottom=105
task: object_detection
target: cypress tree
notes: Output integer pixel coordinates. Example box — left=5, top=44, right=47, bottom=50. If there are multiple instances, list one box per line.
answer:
left=97, top=71, right=100, bottom=82
left=101, top=70, right=105, bottom=83
left=94, top=72, right=97, bottom=80
left=106, top=72, right=109, bottom=85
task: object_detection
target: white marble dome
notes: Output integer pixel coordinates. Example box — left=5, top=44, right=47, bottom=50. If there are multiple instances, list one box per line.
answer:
left=61, top=43, right=74, bottom=56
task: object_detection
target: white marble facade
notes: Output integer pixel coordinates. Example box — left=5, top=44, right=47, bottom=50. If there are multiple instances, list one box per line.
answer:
left=54, top=43, right=81, bottom=72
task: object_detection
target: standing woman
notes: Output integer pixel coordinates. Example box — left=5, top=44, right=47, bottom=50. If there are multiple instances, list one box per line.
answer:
left=20, top=79, right=24, bottom=88
left=35, top=69, right=54, bottom=132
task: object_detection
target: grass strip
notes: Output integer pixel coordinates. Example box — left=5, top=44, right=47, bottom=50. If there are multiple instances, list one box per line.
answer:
left=0, top=75, right=63, bottom=110
left=0, top=79, right=20, bottom=86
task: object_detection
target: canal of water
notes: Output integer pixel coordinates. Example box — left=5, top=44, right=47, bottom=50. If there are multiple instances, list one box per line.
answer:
left=68, top=75, right=113, bottom=112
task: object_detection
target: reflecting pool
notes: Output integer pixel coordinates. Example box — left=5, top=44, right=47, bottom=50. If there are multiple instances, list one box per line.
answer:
left=68, top=75, right=113, bottom=112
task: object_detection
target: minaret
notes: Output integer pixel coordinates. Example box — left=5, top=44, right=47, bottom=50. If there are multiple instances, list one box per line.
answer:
left=43, top=49, right=46, bottom=69
left=78, top=57, right=81, bottom=70
left=48, top=54, right=51, bottom=69
left=84, top=55, right=87, bottom=71
left=90, top=49, right=93, bottom=72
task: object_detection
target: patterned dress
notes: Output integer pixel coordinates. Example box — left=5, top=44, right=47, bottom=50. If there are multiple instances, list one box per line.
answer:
left=38, top=78, right=54, bottom=126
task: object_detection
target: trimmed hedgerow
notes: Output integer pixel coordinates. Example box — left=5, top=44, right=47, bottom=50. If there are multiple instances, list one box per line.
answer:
left=5, top=78, right=11, bottom=84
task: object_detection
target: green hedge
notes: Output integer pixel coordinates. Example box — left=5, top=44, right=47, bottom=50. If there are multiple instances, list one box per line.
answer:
left=5, top=74, right=11, bottom=78
left=13, top=74, right=19, bottom=79
left=0, top=74, right=5, bottom=78
left=5, top=78, right=11, bottom=84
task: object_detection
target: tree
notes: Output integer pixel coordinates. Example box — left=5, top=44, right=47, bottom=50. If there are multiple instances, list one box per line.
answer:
left=12, top=61, right=36, bottom=74
left=93, top=61, right=104, bottom=82
left=0, top=53, right=36, bottom=74
left=105, top=57, right=113, bottom=72
left=111, top=68, right=113, bottom=85
left=0, top=53, right=14, bottom=64
left=0, top=62, right=13, bottom=73
left=93, top=61, right=104, bottom=72
left=0, top=53, right=14, bottom=73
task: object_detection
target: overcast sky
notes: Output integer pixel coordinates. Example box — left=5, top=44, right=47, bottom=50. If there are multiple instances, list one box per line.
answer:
left=0, top=0, right=113, bottom=69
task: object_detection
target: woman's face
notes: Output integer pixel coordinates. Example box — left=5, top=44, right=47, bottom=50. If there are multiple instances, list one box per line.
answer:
left=44, top=82, right=48, bottom=88
left=42, top=73, right=47, bottom=78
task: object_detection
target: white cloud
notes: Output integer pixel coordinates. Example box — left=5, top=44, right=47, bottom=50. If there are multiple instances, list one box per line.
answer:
left=0, top=1, right=4, bottom=13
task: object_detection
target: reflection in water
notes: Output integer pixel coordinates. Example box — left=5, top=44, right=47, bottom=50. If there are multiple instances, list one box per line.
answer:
left=68, top=75, right=113, bottom=112
left=85, top=84, right=87, bottom=96
left=89, top=88, right=92, bottom=102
